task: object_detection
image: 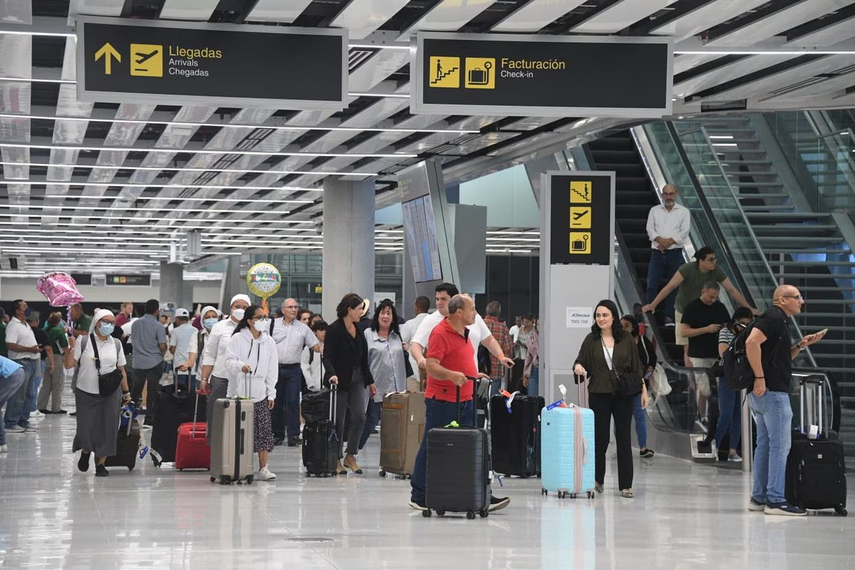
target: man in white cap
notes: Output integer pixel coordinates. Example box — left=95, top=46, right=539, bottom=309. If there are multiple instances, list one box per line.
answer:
left=169, top=309, right=197, bottom=390
left=200, top=294, right=250, bottom=443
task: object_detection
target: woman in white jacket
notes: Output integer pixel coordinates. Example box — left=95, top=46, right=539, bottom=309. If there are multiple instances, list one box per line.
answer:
left=226, top=305, right=279, bottom=481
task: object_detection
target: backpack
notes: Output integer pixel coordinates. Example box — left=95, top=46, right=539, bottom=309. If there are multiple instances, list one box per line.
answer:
left=721, top=323, right=756, bottom=391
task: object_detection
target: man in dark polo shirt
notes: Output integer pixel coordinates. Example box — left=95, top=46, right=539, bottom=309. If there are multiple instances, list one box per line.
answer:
left=745, top=284, right=826, bottom=516
left=408, top=294, right=509, bottom=513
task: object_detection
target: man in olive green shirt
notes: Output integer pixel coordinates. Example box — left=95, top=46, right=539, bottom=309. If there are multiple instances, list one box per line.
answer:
left=69, top=304, right=92, bottom=338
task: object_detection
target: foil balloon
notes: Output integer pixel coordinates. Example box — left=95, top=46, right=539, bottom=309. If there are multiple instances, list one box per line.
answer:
left=36, top=272, right=84, bottom=307
left=246, top=263, right=282, bottom=315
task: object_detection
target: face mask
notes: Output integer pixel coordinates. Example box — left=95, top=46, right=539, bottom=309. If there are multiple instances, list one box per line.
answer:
left=99, top=323, right=115, bottom=336
left=232, top=309, right=245, bottom=321
left=254, top=319, right=269, bottom=333
left=24, top=308, right=32, bottom=318
left=203, top=318, right=218, bottom=331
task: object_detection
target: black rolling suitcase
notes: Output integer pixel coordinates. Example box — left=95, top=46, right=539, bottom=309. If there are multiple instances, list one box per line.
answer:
left=785, top=374, right=847, bottom=516
left=424, top=378, right=491, bottom=520
left=150, top=374, right=206, bottom=466
left=302, top=385, right=340, bottom=477
left=490, top=394, right=544, bottom=477
left=106, top=418, right=141, bottom=470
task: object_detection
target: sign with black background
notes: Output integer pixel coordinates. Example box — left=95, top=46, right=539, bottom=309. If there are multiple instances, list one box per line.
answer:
left=413, top=33, right=672, bottom=118
left=105, top=274, right=151, bottom=287
left=549, top=174, right=612, bottom=266
left=77, top=17, right=347, bottom=109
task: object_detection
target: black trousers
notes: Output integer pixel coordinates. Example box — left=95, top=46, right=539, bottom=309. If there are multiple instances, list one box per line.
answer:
left=589, top=392, right=634, bottom=490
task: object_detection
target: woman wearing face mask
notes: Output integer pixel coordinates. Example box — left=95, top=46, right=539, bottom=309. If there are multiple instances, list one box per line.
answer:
left=620, top=315, right=656, bottom=459
left=200, top=294, right=250, bottom=445
left=574, top=300, right=647, bottom=498
left=358, top=300, right=407, bottom=452
left=324, top=293, right=377, bottom=475
left=226, top=305, right=278, bottom=481
left=715, top=307, right=753, bottom=463
left=64, top=310, right=131, bottom=477
left=191, top=306, right=220, bottom=382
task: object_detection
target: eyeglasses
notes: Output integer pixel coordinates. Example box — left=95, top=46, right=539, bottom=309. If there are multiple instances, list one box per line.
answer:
left=782, top=294, right=804, bottom=300
left=705, top=258, right=717, bottom=263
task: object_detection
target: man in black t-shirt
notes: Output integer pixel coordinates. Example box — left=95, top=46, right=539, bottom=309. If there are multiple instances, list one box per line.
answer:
left=681, top=281, right=730, bottom=428
left=744, top=285, right=826, bottom=516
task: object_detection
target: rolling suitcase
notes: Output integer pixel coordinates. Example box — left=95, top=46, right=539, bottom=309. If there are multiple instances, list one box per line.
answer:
left=175, top=389, right=211, bottom=471
left=150, top=373, right=205, bottom=466
left=106, top=417, right=141, bottom=471
left=785, top=374, right=847, bottom=516
left=302, top=384, right=340, bottom=477
left=424, top=378, right=491, bottom=520
left=379, top=391, right=426, bottom=478
left=490, top=393, right=544, bottom=478
left=541, top=379, right=596, bottom=499
left=210, top=374, right=255, bottom=485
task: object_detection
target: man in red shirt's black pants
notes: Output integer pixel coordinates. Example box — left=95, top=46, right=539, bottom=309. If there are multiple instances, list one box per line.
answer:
left=409, top=294, right=510, bottom=512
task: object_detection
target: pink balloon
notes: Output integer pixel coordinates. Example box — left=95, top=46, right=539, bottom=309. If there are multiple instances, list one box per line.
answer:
left=36, top=272, right=84, bottom=307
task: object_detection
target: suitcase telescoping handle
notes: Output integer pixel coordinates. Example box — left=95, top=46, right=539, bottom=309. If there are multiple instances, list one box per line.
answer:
left=454, top=376, right=480, bottom=428
left=576, top=374, right=589, bottom=408
left=797, top=374, right=831, bottom=436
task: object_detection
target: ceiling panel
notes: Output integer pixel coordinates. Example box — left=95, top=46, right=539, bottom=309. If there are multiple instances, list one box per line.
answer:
left=492, top=0, right=587, bottom=32
left=399, top=0, right=494, bottom=38
left=573, top=0, right=678, bottom=34
left=159, top=0, right=220, bottom=21
left=650, top=0, right=769, bottom=41
left=331, top=0, right=412, bottom=40
left=247, top=0, right=316, bottom=23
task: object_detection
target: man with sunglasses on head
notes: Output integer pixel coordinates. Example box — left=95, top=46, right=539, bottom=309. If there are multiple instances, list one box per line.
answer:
left=745, top=285, right=825, bottom=516
left=644, top=184, right=690, bottom=325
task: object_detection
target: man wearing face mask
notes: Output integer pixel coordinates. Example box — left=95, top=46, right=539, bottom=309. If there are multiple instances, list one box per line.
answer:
left=131, top=299, right=168, bottom=410
left=271, top=298, right=320, bottom=447
left=201, top=294, right=250, bottom=444
left=3, top=300, right=42, bottom=433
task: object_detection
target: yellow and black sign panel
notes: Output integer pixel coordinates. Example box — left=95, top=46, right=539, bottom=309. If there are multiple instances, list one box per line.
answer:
left=130, top=43, right=163, bottom=77
left=429, top=56, right=460, bottom=88
left=569, top=232, right=591, bottom=255
left=570, top=181, right=592, bottom=204
left=464, top=58, right=495, bottom=89
left=570, top=206, right=591, bottom=229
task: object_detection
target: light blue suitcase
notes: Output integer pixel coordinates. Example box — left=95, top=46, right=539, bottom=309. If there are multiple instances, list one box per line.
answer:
left=541, top=397, right=596, bottom=499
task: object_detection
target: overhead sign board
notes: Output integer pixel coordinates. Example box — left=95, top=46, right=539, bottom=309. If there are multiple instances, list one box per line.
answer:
left=106, top=274, right=151, bottom=287
left=76, top=16, right=348, bottom=110
left=548, top=173, right=614, bottom=266
left=412, top=33, right=672, bottom=118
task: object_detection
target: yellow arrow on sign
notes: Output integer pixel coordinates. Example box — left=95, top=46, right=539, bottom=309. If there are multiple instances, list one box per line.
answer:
left=94, top=42, right=121, bottom=75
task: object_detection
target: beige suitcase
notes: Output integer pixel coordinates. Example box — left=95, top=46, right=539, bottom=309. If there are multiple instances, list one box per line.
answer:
left=210, top=395, right=255, bottom=485
left=379, top=391, right=425, bottom=477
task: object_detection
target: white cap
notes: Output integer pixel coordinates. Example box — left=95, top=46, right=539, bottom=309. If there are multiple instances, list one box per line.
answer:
left=174, top=308, right=190, bottom=318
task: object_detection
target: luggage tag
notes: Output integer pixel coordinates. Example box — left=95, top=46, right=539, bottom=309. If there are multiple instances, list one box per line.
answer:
left=499, top=389, right=520, bottom=414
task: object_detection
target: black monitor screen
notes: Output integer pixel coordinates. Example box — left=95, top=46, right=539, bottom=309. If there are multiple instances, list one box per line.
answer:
left=402, top=195, right=442, bottom=283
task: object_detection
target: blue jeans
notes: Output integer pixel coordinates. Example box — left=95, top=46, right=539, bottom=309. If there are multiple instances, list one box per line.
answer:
left=0, top=369, right=26, bottom=445
left=4, top=359, right=38, bottom=429
left=633, top=392, right=647, bottom=449
left=272, top=364, right=302, bottom=440
left=714, top=378, right=742, bottom=452
left=527, top=365, right=539, bottom=397
left=411, top=397, right=474, bottom=503
left=646, top=248, right=683, bottom=317
left=29, top=360, right=46, bottom=413
left=359, top=398, right=382, bottom=450
left=748, top=391, right=793, bottom=505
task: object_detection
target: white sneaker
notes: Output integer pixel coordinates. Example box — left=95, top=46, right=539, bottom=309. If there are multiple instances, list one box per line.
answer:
left=6, top=426, right=25, bottom=434
left=24, top=425, right=38, bottom=433
left=0, top=444, right=8, bottom=453
left=728, top=453, right=743, bottom=463
left=257, top=466, right=276, bottom=481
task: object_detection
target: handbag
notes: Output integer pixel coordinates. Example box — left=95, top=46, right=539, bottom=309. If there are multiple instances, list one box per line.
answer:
left=90, top=333, right=124, bottom=397
left=602, top=338, right=643, bottom=397
left=403, top=348, right=414, bottom=379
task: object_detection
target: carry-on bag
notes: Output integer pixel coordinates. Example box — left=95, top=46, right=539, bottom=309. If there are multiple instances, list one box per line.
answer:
left=379, top=391, right=426, bottom=477
left=785, top=374, right=847, bottom=516
left=302, top=384, right=340, bottom=477
left=106, top=416, right=141, bottom=471
left=175, top=389, right=211, bottom=471
left=210, top=374, right=255, bottom=485
left=150, top=373, right=206, bottom=466
left=424, top=377, right=491, bottom=520
left=490, top=393, right=544, bottom=478
left=540, top=378, right=596, bottom=499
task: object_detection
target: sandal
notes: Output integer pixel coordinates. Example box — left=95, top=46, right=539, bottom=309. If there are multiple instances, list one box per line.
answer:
left=620, top=489, right=634, bottom=498
left=595, top=483, right=604, bottom=494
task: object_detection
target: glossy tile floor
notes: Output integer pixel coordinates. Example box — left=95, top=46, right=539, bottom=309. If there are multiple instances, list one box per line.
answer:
left=1, top=397, right=852, bottom=570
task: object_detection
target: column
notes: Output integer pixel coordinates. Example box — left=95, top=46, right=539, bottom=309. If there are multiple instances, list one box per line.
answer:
left=219, top=256, right=244, bottom=311
left=159, top=262, right=185, bottom=309
left=322, top=178, right=375, bottom=321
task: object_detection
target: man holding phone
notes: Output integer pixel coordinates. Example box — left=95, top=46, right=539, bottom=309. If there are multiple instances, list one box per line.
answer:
left=680, top=281, right=730, bottom=430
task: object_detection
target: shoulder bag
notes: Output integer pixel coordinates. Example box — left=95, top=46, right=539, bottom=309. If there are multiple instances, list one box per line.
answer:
left=90, top=334, right=125, bottom=397
left=602, top=337, right=643, bottom=398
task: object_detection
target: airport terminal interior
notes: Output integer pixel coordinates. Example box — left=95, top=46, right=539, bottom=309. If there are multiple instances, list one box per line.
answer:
left=1, top=0, right=855, bottom=568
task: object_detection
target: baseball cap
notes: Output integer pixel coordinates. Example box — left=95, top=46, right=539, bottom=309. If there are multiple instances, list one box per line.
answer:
left=174, top=308, right=190, bottom=318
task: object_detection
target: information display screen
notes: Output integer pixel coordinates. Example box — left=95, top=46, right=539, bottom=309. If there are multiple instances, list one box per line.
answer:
left=402, top=195, right=443, bottom=283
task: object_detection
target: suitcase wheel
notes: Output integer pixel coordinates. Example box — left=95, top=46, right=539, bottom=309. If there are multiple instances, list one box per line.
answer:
left=588, top=492, right=595, bottom=499
left=541, top=489, right=547, bottom=496
left=570, top=493, right=577, bottom=499
left=436, top=509, right=445, bottom=517
left=128, top=466, right=134, bottom=471
left=245, top=475, right=254, bottom=485
left=479, top=510, right=488, bottom=518
left=379, top=469, right=386, bottom=477
left=835, top=507, right=847, bottom=516
left=466, top=511, right=476, bottom=520
left=210, top=477, right=216, bottom=483
left=557, top=491, right=566, bottom=499
left=422, top=509, right=432, bottom=518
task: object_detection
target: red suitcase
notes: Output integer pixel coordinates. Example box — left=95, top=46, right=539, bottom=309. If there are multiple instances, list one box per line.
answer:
left=175, top=390, right=211, bottom=471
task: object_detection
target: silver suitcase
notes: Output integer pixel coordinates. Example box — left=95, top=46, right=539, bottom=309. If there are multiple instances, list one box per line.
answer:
left=210, top=374, right=255, bottom=485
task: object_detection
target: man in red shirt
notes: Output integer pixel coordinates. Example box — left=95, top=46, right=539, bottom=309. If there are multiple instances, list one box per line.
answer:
left=409, top=294, right=510, bottom=512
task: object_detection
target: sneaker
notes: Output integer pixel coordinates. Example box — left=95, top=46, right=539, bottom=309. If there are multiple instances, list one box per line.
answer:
left=765, top=502, right=806, bottom=516
left=273, top=438, right=285, bottom=447
left=748, top=498, right=766, bottom=512
left=488, top=496, right=510, bottom=512
left=78, top=452, right=91, bottom=472
left=0, top=444, right=8, bottom=453
left=24, top=425, right=38, bottom=433
left=5, top=426, right=25, bottom=434
left=257, top=466, right=276, bottom=481
left=95, top=464, right=109, bottom=477
left=728, top=453, right=743, bottom=463
left=639, top=448, right=655, bottom=458
left=408, top=499, right=427, bottom=511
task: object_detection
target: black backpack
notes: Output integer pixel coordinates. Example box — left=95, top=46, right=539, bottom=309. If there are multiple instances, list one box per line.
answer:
left=722, top=323, right=756, bottom=390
